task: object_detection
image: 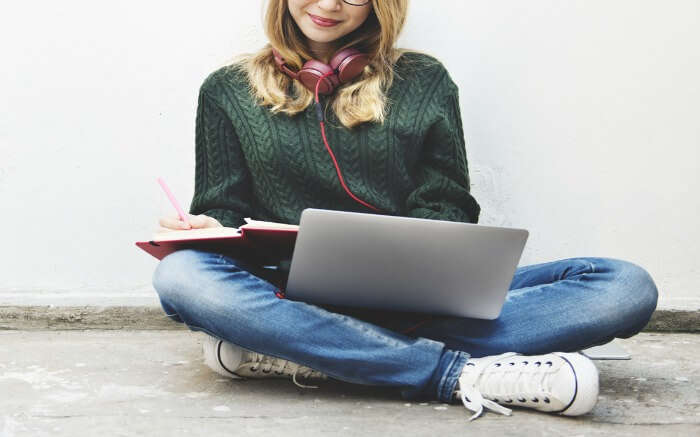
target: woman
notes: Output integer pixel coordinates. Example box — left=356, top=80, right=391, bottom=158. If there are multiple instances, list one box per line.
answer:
left=152, top=0, right=658, bottom=421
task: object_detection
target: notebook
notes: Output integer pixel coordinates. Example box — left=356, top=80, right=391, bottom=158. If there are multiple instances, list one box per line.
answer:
left=134, top=218, right=298, bottom=262
left=284, top=208, right=529, bottom=319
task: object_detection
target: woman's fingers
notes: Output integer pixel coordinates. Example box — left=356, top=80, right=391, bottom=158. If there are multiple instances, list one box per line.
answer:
left=188, top=214, right=208, bottom=228
left=159, top=214, right=192, bottom=230
left=157, top=213, right=221, bottom=230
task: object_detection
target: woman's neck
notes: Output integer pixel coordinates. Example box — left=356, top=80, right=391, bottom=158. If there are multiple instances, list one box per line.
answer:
left=307, top=40, right=340, bottom=61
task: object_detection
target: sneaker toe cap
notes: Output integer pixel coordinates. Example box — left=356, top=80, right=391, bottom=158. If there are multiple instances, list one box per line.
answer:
left=554, top=353, right=599, bottom=416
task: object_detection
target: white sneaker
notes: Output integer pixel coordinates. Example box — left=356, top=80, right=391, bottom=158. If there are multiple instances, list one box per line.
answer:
left=201, top=334, right=327, bottom=388
left=455, top=351, right=599, bottom=421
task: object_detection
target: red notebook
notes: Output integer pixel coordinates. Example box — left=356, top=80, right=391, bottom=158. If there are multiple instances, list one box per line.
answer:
left=135, top=219, right=298, bottom=262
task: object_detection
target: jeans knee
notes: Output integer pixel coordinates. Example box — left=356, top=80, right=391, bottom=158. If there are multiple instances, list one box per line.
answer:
left=152, top=249, right=269, bottom=315
left=152, top=249, right=212, bottom=305
left=597, top=257, right=659, bottom=330
left=617, top=259, right=657, bottom=315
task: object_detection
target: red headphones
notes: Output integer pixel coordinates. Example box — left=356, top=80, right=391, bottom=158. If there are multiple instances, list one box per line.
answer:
left=272, top=47, right=369, bottom=95
left=271, top=47, right=383, bottom=213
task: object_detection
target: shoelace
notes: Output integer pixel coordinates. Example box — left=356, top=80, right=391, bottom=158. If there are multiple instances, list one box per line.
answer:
left=236, top=352, right=327, bottom=389
left=457, top=352, right=556, bottom=421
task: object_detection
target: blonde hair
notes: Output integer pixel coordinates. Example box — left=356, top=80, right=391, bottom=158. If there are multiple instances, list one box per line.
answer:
left=225, top=0, right=414, bottom=129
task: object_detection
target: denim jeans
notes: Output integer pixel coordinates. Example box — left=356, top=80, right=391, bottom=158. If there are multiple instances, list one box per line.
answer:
left=151, top=249, right=658, bottom=403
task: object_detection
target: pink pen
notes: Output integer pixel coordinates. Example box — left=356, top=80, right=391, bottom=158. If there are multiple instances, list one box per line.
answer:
left=157, top=177, right=192, bottom=229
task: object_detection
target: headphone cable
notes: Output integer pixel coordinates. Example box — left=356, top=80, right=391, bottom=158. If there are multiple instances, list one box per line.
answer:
left=314, top=72, right=382, bottom=213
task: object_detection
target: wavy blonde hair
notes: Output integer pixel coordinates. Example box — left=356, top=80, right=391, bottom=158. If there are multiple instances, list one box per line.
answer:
left=226, top=0, right=412, bottom=129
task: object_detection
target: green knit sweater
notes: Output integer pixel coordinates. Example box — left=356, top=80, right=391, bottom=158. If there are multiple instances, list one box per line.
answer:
left=189, top=51, right=480, bottom=236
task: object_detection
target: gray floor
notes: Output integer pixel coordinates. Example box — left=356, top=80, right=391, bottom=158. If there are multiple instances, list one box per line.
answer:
left=1, top=331, right=698, bottom=436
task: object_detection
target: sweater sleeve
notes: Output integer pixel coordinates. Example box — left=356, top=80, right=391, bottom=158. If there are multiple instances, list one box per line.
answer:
left=189, top=85, right=255, bottom=228
left=404, top=80, right=481, bottom=224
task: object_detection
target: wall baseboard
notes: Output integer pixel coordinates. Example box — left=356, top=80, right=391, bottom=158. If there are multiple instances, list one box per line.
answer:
left=0, top=306, right=697, bottom=332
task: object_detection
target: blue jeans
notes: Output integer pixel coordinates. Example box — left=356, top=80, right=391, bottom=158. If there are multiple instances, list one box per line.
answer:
left=152, top=249, right=658, bottom=403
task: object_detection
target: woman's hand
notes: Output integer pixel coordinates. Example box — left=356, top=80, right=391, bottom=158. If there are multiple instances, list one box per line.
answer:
left=156, top=213, right=223, bottom=232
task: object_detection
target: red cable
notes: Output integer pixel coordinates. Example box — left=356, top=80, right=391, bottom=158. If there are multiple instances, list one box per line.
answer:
left=302, top=73, right=437, bottom=329
left=314, top=72, right=382, bottom=213
left=272, top=73, right=436, bottom=331
left=400, top=316, right=433, bottom=335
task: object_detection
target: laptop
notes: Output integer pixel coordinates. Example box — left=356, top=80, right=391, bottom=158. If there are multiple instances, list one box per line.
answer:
left=285, top=208, right=529, bottom=319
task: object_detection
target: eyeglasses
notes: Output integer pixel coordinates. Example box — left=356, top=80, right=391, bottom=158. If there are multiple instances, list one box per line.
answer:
left=342, top=0, right=371, bottom=5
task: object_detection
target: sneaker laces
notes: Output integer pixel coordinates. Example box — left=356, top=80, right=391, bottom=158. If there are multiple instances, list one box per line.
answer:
left=457, top=352, right=557, bottom=421
left=236, top=352, right=327, bottom=389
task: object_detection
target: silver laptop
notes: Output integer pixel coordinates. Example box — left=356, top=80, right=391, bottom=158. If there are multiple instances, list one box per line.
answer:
left=285, top=208, right=529, bottom=319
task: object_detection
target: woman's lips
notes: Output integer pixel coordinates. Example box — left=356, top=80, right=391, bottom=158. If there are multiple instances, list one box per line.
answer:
left=308, top=13, right=341, bottom=27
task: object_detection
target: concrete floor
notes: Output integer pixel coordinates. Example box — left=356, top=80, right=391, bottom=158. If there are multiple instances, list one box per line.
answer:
left=0, top=331, right=698, bottom=436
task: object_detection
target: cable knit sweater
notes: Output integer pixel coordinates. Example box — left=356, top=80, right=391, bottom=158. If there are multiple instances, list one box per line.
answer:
left=189, top=52, right=480, bottom=271
left=190, top=51, right=480, bottom=226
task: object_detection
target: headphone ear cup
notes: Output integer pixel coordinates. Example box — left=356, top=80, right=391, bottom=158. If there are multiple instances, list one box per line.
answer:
left=298, top=60, right=340, bottom=95
left=330, top=48, right=369, bottom=83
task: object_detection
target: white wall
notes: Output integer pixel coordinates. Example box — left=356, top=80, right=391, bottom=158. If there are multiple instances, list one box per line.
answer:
left=1, top=1, right=697, bottom=308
